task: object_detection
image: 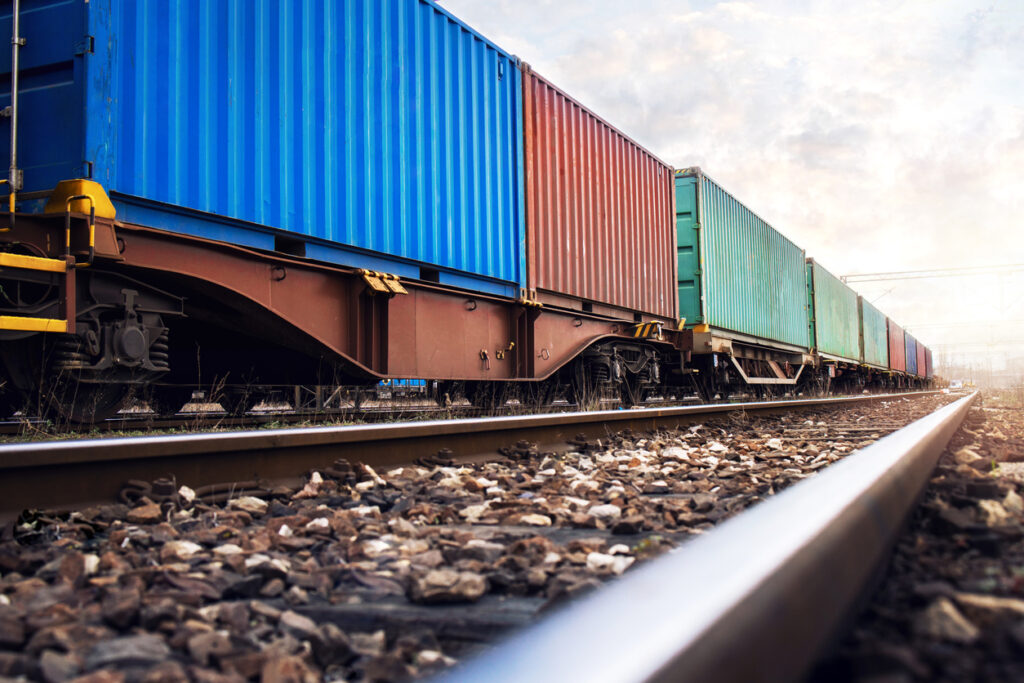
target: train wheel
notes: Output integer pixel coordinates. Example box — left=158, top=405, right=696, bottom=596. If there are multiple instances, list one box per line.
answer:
left=570, top=362, right=601, bottom=410
left=0, top=384, right=25, bottom=419
left=0, top=337, right=130, bottom=423
left=618, top=377, right=650, bottom=408
left=45, top=380, right=130, bottom=424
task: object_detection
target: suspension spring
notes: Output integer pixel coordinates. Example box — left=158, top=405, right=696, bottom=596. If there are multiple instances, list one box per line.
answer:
left=51, top=335, right=87, bottom=371
left=150, top=330, right=170, bottom=371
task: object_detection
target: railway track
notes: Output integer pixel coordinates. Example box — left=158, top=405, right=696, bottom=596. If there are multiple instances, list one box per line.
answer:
left=443, top=392, right=977, bottom=682
left=0, top=403, right=488, bottom=438
left=0, top=391, right=968, bottom=682
left=0, top=391, right=941, bottom=518
left=0, top=390, right=913, bottom=439
left=0, top=395, right=707, bottom=438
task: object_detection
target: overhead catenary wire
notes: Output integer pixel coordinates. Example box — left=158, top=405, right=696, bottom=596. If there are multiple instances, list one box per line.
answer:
left=842, top=263, right=1024, bottom=283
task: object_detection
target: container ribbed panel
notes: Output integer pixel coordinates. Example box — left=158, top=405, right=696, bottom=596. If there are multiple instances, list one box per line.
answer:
left=888, top=319, right=907, bottom=372
left=76, top=0, right=525, bottom=284
left=809, top=260, right=860, bottom=362
left=859, top=297, right=889, bottom=368
left=676, top=170, right=808, bottom=349
left=905, top=333, right=919, bottom=375
left=523, top=68, right=676, bottom=319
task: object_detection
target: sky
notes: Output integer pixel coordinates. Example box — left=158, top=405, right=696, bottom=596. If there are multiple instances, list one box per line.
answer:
left=439, top=0, right=1024, bottom=375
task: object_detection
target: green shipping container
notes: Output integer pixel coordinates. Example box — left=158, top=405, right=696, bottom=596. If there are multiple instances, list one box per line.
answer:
left=675, top=168, right=808, bottom=351
left=858, top=296, right=889, bottom=369
left=806, top=259, right=860, bottom=363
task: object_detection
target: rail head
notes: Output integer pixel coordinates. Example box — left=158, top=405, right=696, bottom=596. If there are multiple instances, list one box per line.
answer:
left=0, top=391, right=944, bottom=466
left=0, top=390, right=950, bottom=523
left=436, top=392, right=977, bottom=683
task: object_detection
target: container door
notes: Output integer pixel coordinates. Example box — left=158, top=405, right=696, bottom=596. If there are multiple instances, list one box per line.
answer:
left=857, top=297, right=866, bottom=364
left=806, top=262, right=817, bottom=350
left=0, top=0, right=86, bottom=194
left=675, top=174, right=703, bottom=324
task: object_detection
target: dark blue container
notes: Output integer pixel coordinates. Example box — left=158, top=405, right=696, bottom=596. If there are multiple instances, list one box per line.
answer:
left=905, top=333, right=918, bottom=376
left=1, top=0, right=526, bottom=296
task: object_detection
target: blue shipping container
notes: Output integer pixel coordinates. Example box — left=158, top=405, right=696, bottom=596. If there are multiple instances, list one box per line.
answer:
left=0, top=0, right=526, bottom=296
left=905, top=333, right=918, bottom=376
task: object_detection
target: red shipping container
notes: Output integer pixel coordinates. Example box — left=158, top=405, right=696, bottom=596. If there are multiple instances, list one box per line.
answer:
left=521, top=65, right=677, bottom=320
left=887, top=319, right=906, bottom=373
left=917, top=342, right=927, bottom=379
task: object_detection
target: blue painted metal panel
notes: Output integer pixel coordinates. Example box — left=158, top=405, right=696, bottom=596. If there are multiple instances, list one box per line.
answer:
left=0, top=1, right=88, bottom=186
left=2, top=0, right=526, bottom=292
left=905, top=333, right=918, bottom=375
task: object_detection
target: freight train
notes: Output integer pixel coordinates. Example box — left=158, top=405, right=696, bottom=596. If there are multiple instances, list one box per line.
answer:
left=0, top=0, right=933, bottom=423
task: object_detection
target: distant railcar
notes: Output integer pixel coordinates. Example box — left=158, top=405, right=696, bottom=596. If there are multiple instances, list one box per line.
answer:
left=858, top=297, right=889, bottom=370
left=674, top=168, right=810, bottom=397
left=888, top=319, right=907, bottom=375
left=806, top=259, right=860, bottom=364
left=905, top=334, right=919, bottom=377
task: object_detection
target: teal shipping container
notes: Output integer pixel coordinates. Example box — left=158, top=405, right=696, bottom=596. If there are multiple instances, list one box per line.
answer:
left=858, top=296, right=889, bottom=369
left=675, top=168, right=808, bottom=350
left=806, top=259, right=860, bottom=363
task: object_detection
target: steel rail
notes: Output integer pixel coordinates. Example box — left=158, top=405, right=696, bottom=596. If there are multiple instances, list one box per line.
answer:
left=438, top=391, right=976, bottom=683
left=0, top=391, right=941, bottom=519
left=0, top=404, right=487, bottom=436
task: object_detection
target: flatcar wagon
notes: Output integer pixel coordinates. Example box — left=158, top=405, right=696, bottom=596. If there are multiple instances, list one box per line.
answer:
left=0, top=0, right=680, bottom=420
left=0, top=0, right=931, bottom=422
left=674, top=167, right=811, bottom=398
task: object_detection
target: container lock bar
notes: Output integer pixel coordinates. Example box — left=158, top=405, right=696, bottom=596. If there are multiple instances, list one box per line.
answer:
left=0, top=178, right=9, bottom=232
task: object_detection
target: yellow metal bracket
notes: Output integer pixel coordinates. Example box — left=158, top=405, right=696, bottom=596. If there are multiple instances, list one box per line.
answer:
left=0, top=315, right=68, bottom=333
left=495, top=341, right=515, bottom=360
left=0, top=252, right=67, bottom=273
left=516, top=297, right=543, bottom=308
left=62, top=194, right=96, bottom=268
left=359, top=269, right=408, bottom=296
left=631, top=321, right=664, bottom=340
left=44, top=179, right=116, bottom=219
left=516, top=288, right=543, bottom=308
left=381, top=273, right=408, bottom=295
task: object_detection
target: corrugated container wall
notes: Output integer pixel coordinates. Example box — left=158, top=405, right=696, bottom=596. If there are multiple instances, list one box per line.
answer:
left=888, top=319, right=906, bottom=373
left=676, top=169, right=808, bottom=349
left=807, top=260, right=860, bottom=363
left=1, top=0, right=526, bottom=291
left=859, top=297, right=888, bottom=369
left=916, top=342, right=927, bottom=379
left=905, top=334, right=919, bottom=376
left=925, top=347, right=934, bottom=379
left=522, top=66, right=676, bottom=319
